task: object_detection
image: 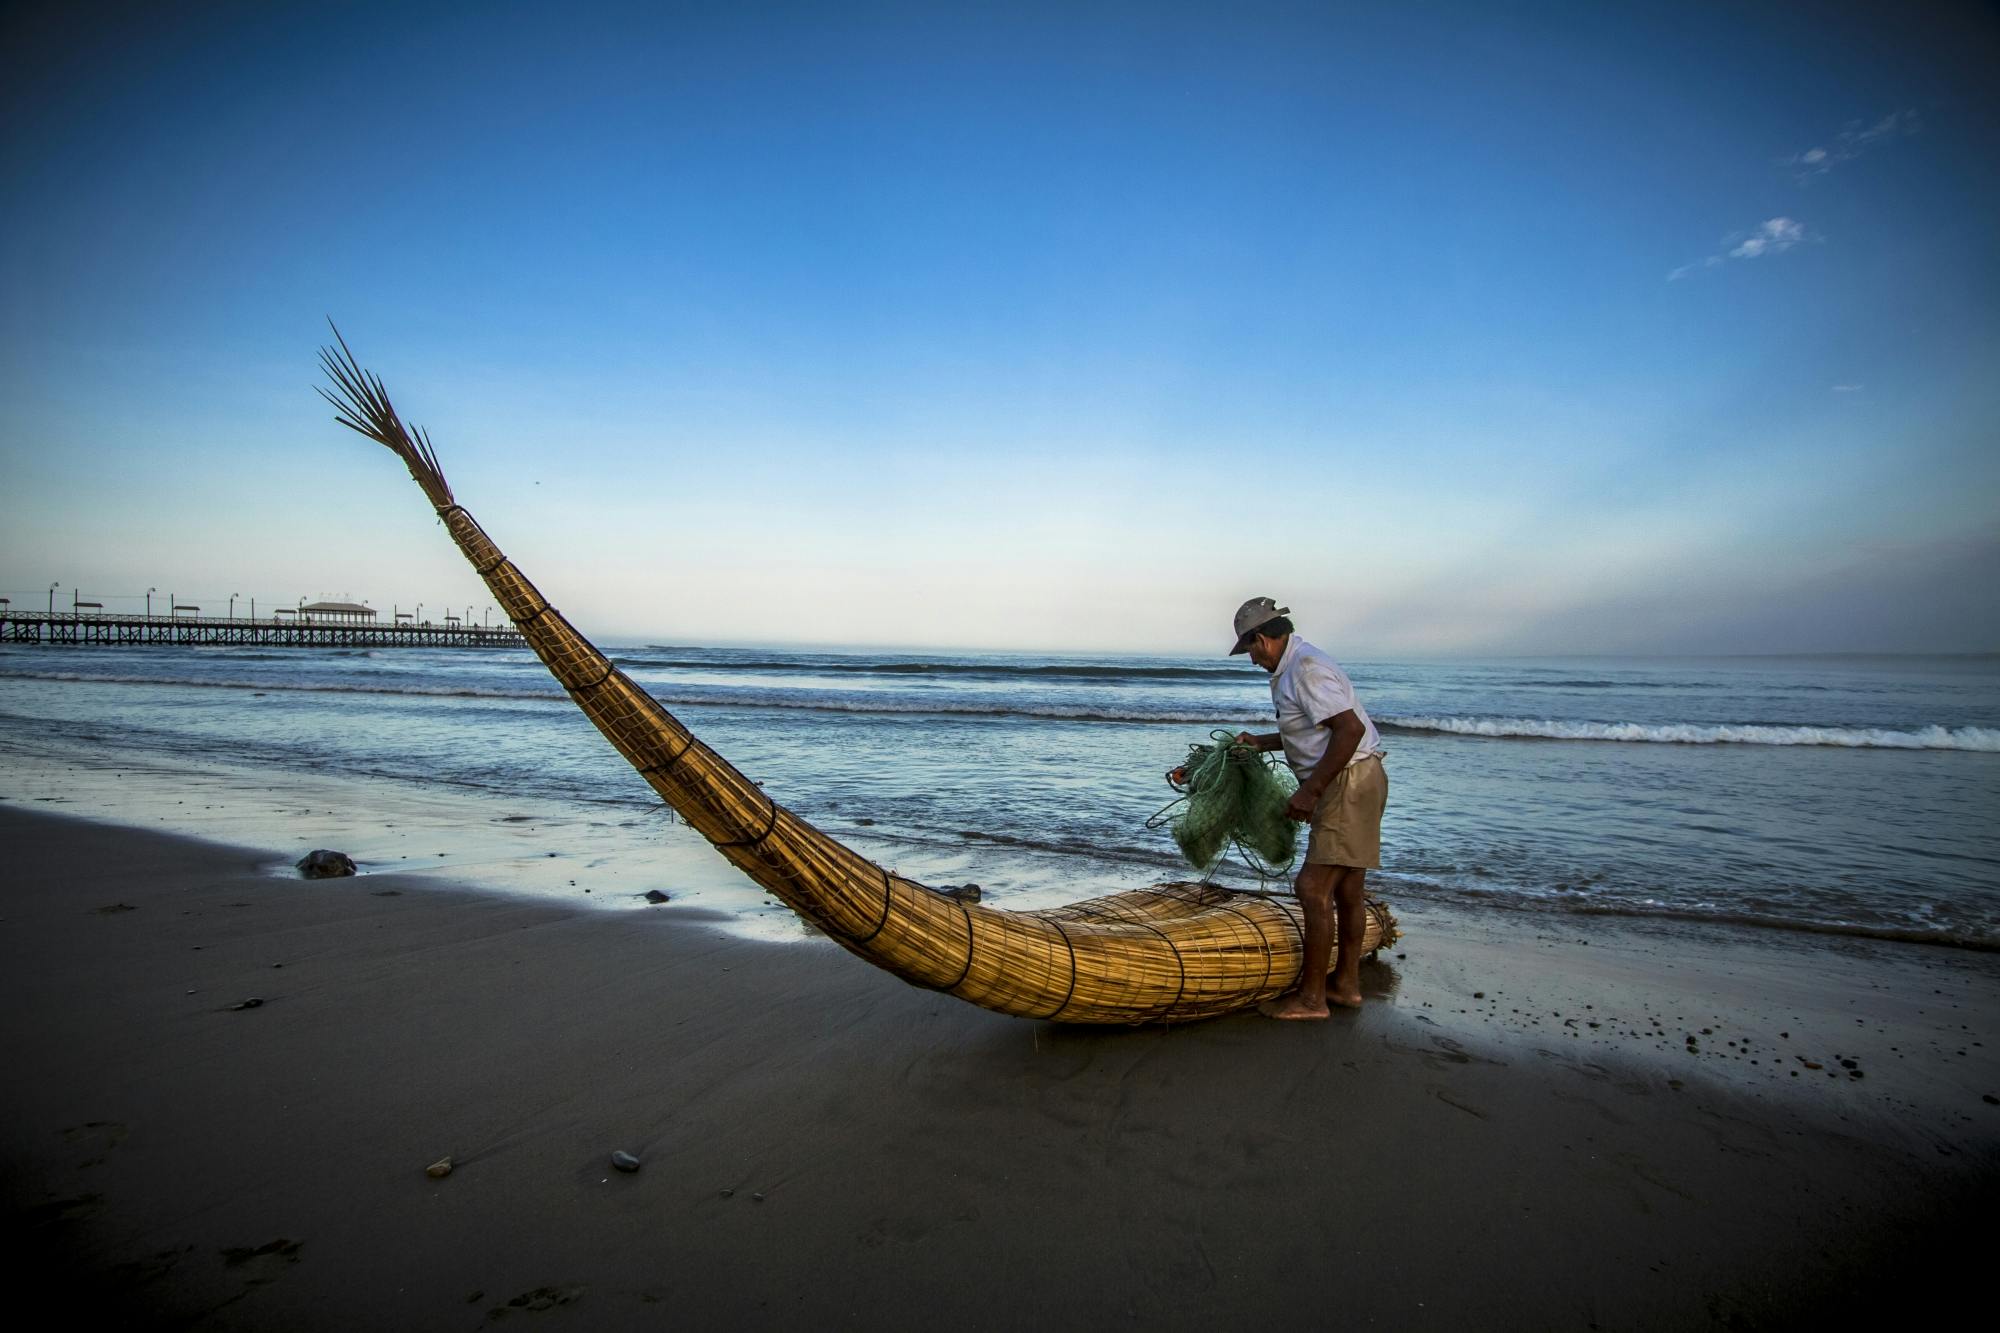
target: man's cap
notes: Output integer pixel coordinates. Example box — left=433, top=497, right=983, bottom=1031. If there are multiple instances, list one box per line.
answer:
left=1229, top=597, right=1290, bottom=655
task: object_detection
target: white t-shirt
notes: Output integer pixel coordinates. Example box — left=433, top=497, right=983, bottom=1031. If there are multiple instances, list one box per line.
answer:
left=1270, top=635, right=1382, bottom=779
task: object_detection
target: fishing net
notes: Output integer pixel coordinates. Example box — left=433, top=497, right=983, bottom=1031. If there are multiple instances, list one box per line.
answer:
left=1150, top=729, right=1301, bottom=877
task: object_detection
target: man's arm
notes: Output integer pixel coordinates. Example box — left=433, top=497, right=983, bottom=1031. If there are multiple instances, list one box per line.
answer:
left=1286, top=710, right=1365, bottom=820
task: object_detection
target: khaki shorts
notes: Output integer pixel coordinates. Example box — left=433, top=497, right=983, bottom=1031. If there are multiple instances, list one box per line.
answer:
left=1306, top=754, right=1387, bottom=869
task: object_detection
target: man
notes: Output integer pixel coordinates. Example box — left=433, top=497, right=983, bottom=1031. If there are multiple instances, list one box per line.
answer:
left=1223, top=597, right=1388, bottom=1018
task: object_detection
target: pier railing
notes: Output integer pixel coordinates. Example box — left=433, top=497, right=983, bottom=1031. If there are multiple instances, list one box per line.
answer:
left=0, top=611, right=526, bottom=649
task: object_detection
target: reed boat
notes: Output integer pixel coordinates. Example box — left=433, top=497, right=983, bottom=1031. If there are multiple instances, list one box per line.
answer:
left=319, top=334, right=1397, bottom=1023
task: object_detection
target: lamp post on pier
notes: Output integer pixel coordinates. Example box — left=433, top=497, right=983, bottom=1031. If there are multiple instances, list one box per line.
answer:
left=229, top=592, right=239, bottom=620
left=49, top=583, right=59, bottom=616
left=485, top=605, right=493, bottom=628
left=147, top=587, right=156, bottom=618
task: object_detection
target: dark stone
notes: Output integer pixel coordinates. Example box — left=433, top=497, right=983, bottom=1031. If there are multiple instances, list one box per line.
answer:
left=937, top=883, right=982, bottom=904
left=230, top=998, right=264, bottom=1011
left=295, top=850, right=356, bottom=879
left=643, top=890, right=670, bottom=904
left=610, top=1150, right=640, bottom=1173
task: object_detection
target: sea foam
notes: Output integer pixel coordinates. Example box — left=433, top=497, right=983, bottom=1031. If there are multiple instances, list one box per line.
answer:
left=1380, top=715, right=2000, bottom=750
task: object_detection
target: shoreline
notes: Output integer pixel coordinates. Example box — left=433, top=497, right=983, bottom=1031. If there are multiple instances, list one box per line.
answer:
left=7, top=727, right=1995, bottom=952
left=3, top=803, right=1995, bottom=1328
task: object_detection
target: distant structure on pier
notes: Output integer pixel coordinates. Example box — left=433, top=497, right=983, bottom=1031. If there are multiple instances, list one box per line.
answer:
left=297, top=600, right=378, bottom=623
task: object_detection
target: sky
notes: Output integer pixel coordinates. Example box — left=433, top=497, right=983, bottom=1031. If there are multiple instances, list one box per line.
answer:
left=2, top=0, right=1996, bottom=656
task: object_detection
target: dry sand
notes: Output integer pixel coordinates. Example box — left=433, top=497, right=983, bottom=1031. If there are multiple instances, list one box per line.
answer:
left=3, top=804, right=1994, bottom=1330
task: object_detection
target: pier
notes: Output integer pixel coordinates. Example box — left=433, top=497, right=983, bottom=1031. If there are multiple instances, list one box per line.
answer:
left=0, top=611, right=525, bottom=649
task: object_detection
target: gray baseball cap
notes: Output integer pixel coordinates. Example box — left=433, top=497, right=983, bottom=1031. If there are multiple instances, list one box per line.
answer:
left=1229, top=597, right=1290, bottom=654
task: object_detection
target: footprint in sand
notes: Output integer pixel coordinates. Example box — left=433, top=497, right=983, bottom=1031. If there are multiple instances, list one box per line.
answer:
left=62, top=1120, right=129, bottom=1168
left=220, top=1238, right=303, bottom=1288
left=487, top=1285, right=585, bottom=1319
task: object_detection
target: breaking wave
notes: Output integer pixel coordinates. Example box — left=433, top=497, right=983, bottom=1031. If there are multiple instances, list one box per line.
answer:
left=1380, top=715, right=2000, bottom=750
left=8, top=669, right=1997, bottom=747
left=618, top=653, right=1243, bottom=681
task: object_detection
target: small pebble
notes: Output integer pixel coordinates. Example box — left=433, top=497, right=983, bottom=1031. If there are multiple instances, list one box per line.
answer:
left=720, top=1188, right=734, bottom=1198
left=611, top=1150, right=640, bottom=1173
left=1473, top=992, right=1485, bottom=1000
left=644, top=890, right=670, bottom=904
left=426, top=1157, right=453, bottom=1179
left=230, top=998, right=264, bottom=1011
left=752, top=1192, right=765, bottom=1203
left=1982, top=1094, right=1997, bottom=1105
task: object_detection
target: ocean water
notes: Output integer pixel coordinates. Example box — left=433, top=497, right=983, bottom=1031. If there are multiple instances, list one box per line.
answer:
left=2, top=642, right=1996, bottom=947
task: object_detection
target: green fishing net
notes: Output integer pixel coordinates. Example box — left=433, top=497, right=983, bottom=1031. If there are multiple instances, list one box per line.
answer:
left=1152, top=729, right=1301, bottom=877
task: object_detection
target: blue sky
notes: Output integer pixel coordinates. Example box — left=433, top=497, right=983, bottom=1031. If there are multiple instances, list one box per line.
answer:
left=2, top=1, right=1995, bottom=654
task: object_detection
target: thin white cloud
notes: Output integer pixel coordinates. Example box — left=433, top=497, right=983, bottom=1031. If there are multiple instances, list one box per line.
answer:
left=1670, top=108, right=1920, bottom=284
left=1728, top=216, right=1805, bottom=259
left=1831, top=383, right=1863, bottom=393
left=1788, top=109, right=1920, bottom=182
left=1668, top=217, right=1810, bottom=280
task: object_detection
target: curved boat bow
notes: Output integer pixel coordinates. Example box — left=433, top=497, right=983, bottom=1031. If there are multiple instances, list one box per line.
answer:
left=319, top=333, right=1396, bottom=1022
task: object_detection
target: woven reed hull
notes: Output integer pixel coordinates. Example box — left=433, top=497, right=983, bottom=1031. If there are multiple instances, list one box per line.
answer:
left=322, top=341, right=1398, bottom=1023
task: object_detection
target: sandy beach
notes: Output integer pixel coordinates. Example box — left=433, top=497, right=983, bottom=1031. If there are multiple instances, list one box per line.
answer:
left=3, top=802, right=1994, bottom=1330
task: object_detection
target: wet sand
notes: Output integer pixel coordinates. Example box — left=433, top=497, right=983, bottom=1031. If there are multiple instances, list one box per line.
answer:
left=3, top=803, right=1995, bottom=1330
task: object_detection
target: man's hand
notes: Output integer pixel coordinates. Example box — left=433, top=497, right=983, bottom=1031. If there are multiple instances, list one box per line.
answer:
left=1286, top=784, right=1321, bottom=822
left=1234, top=732, right=1264, bottom=750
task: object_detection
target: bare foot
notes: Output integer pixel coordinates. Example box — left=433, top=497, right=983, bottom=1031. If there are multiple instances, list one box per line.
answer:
left=1258, top=994, right=1331, bottom=1021
left=1328, top=988, right=1364, bottom=1009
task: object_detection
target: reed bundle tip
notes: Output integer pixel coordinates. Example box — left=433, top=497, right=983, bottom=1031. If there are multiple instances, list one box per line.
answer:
left=317, top=321, right=454, bottom=510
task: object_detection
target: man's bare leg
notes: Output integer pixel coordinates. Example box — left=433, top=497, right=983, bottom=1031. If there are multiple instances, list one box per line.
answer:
left=1259, top=862, right=1338, bottom=1020
left=1328, top=866, right=1368, bottom=1008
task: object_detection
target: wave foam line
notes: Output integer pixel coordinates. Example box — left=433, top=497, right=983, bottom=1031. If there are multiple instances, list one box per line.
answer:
left=15, top=671, right=1995, bottom=745
left=1382, top=715, right=2000, bottom=750
left=617, top=654, right=1244, bottom=681
left=0, top=671, right=563, bottom=703
left=0, top=671, right=1252, bottom=724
